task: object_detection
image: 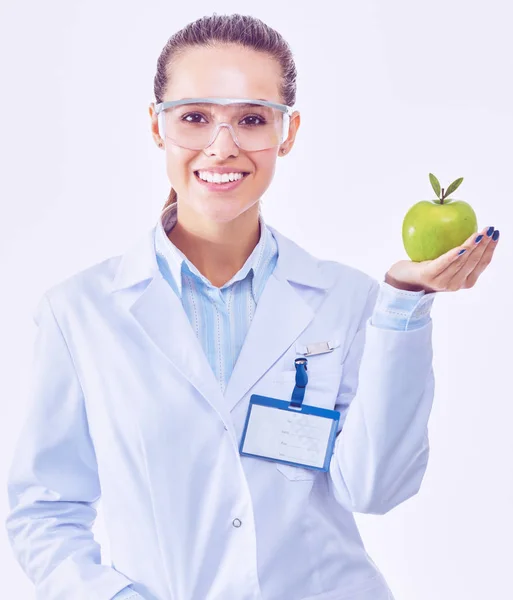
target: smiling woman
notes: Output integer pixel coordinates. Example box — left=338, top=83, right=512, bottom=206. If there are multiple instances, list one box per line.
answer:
left=6, top=12, right=438, bottom=600
left=144, top=14, right=302, bottom=287
left=150, top=18, right=298, bottom=222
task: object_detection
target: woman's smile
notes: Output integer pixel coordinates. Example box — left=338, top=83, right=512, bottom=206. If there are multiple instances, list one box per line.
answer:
left=193, top=169, right=250, bottom=191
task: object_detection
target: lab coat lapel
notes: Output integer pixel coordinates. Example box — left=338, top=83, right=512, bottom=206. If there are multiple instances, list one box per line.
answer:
left=223, top=225, right=334, bottom=413
left=110, top=227, right=227, bottom=421
left=131, top=275, right=227, bottom=412
left=110, top=224, right=336, bottom=421
left=222, top=271, right=313, bottom=413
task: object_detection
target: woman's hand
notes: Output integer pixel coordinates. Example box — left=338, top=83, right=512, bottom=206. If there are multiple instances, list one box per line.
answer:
left=385, top=226, right=500, bottom=293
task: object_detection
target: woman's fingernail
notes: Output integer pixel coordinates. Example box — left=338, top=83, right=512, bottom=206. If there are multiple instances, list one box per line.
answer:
left=475, top=234, right=483, bottom=243
left=458, top=248, right=467, bottom=255
left=492, top=229, right=500, bottom=241
left=486, top=226, right=495, bottom=237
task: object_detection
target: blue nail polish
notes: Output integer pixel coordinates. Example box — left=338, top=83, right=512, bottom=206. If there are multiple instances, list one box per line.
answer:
left=458, top=248, right=467, bottom=255
left=475, top=234, right=483, bottom=243
left=492, top=229, right=500, bottom=241
left=486, top=226, right=494, bottom=237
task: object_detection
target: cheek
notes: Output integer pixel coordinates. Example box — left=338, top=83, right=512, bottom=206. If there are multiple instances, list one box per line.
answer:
left=165, top=148, right=196, bottom=185
left=249, top=149, right=278, bottom=181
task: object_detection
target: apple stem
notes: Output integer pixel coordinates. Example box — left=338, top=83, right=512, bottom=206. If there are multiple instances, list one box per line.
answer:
left=440, top=187, right=445, bottom=204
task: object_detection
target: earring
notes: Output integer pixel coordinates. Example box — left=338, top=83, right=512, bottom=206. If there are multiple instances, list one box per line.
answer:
left=280, top=148, right=285, bottom=154
left=158, top=142, right=163, bottom=148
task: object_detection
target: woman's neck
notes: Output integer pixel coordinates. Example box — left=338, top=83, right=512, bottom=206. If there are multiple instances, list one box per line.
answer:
left=167, top=203, right=261, bottom=288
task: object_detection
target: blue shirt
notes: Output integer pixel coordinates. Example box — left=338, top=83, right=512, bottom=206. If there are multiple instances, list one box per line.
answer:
left=112, top=203, right=437, bottom=600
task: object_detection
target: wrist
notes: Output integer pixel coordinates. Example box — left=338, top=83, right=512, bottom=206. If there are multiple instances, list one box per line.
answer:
left=384, top=272, right=428, bottom=292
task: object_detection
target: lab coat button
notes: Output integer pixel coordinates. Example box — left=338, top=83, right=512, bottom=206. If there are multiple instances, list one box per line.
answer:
left=232, top=518, right=242, bottom=528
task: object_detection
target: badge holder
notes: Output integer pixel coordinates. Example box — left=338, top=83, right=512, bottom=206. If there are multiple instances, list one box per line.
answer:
left=239, top=358, right=341, bottom=472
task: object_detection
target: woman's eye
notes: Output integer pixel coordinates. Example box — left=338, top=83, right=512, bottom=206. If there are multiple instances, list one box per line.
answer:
left=183, top=113, right=206, bottom=123
left=181, top=113, right=266, bottom=125
left=241, top=115, right=266, bottom=126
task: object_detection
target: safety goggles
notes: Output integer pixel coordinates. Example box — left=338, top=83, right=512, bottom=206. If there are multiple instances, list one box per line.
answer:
left=154, top=97, right=294, bottom=152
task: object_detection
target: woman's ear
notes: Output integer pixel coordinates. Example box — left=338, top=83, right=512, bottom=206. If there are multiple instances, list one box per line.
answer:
left=149, top=102, right=165, bottom=148
left=279, top=110, right=300, bottom=156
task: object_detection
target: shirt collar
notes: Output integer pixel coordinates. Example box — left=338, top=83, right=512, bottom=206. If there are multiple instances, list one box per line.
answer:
left=154, top=202, right=276, bottom=300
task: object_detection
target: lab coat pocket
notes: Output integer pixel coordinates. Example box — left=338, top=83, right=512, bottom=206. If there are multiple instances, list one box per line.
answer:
left=272, top=368, right=343, bottom=482
left=276, top=462, right=317, bottom=481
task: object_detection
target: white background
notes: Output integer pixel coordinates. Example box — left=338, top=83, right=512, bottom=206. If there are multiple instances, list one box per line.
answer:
left=1, top=1, right=512, bottom=598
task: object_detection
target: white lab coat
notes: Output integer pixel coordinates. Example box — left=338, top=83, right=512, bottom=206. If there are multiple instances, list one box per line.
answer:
left=6, top=223, right=434, bottom=600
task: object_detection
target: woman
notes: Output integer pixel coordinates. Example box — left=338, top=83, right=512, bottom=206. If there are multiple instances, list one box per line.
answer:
left=5, top=13, right=500, bottom=600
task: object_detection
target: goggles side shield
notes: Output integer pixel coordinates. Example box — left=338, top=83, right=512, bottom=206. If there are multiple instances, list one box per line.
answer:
left=155, top=97, right=293, bottom=152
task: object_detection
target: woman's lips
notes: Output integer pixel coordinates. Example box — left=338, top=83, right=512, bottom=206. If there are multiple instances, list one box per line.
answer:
left=193, top=171, right=250, bottom=192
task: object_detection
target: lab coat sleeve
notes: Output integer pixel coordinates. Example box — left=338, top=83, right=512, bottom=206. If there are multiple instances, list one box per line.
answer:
left=5, top=293, right=140, bottom=600
left=328, top=277, right=434, bottom=515
left=371, top=279, right=437, bottom=331
left=112, top=585, right=146, bottom=599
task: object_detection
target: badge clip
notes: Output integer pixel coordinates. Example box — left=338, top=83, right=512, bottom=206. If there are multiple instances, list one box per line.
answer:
left=297, top=339, right=340, bottom=357
left=289, top=357, right=308, bottom=410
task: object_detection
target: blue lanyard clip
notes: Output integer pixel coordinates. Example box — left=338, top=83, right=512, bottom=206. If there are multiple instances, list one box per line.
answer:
left=290, top=357, right=308, bottom=408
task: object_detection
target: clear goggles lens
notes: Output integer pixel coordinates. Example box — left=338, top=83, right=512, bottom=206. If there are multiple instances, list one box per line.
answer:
left=158, top=102, right=290, bottom=152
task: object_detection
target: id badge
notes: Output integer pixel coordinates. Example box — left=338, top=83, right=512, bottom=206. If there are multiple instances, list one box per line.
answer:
left=239, top=358, right=340, bottom=472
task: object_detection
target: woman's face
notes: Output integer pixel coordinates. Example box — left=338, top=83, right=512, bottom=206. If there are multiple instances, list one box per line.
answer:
left=149, top=44, right=300, bottom=225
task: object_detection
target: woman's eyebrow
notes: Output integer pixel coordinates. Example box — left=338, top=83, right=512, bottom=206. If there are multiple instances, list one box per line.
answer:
left=241, top=102, right=269, bottom=107
left=182, top=101, right=269, bottom=108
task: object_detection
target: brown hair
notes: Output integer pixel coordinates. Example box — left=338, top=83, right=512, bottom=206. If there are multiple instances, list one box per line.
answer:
left=153, top=13, right=297, bottom=213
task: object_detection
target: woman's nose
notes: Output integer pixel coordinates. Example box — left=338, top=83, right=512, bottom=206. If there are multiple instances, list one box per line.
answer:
left=204, top=123, right=240, bottom=155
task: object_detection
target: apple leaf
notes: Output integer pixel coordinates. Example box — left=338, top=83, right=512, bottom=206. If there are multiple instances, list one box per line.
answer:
left=429, top=173, right=441, bottom=198
left=444, top=177, right=464, bottom=198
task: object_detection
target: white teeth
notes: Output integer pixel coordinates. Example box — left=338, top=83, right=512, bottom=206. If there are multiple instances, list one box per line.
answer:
left=197, top=171, right=245, bottom=183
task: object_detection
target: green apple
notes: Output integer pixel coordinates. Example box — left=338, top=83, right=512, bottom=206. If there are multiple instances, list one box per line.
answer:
left=402, top=173, right=478, bottom=262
